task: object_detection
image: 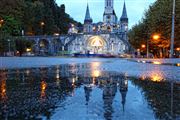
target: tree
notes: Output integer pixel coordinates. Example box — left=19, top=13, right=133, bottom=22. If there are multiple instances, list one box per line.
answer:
left=1, top=16, right=21, bottom=36
left=128, top=0, right=180, bottom=58
left=15, top=37, right=33, bottom=56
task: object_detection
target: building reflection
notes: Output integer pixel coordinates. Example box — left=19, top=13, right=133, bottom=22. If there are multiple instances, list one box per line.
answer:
left=118, top=77, right=128, bottom=112
left=102, top=78, right=117, bottom=120
left=84, top=85, right=92, bottom=105
left=0, top=63, right=179, bottom=120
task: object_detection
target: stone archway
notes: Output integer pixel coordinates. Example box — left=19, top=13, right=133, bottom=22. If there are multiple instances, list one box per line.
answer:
left=39, top=39, right=49, bottom=55
left=52, top=39, right=61, bottom=54
left=87, top=36, right=107, bottom=54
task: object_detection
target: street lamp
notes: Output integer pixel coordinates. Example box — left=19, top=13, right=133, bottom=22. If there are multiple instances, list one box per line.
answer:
left=0, top=19, right=4, bottom=27
left=141, top=44, right=146, bottom=49
left=146, top=34, right=160, bottom=58
left=40, top=22, right=45, bottom=35
left=153, top=34, right=160, bottom=40
left=170, top=0, right=176, bottom=58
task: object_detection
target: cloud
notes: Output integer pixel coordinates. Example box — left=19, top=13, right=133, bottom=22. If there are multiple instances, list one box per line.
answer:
left=56, top=0, right=156, bottom=28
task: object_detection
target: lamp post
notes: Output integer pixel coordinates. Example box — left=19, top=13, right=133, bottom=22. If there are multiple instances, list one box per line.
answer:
left=146, top=38, right=149, bottom=58
left=40, top=22, right=45, bottom=35
left=170, top=0, right=175, bottom=58
left=7, top=39, right=11, bottom=53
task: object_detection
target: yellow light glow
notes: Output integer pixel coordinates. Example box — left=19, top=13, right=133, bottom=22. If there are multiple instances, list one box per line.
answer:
left=1, top=79, right=7, bottom=100
left=153, top=61, right=161, bottom=65
left=141, top=44, right=146, bottom=48
left=41, top=82, right=47, bottom=91
left=140, top=75, right=146, bottom=80
left=149, top=70, right=165, bottom=82
left=40, top=22, right=45, bottom=26
left=177, top=63, right=180, bottom=66
left=92, top=70, right=101, bottom=77
left=26, top=48, right=31, bottom=52
left=89, top=36, right=105, bottom=47
left=151, top=74, right=163, bottom=82
left=176, top=48, right=180, bottom=51
left=54, top=33, right=59, bottom=36
left=72, top=77, right=75, bottom=86
left=41, top=81, right=47, bottom=98
left=153, top=34, right=160, bottom=40
left=142, top=61, right=146, bottom=63
left=91, top=39, right=103, bottom=47
left=93, top=27, right=96, bottom=30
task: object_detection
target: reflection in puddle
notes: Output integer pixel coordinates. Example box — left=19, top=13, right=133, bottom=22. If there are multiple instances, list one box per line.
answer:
left=141, top=66, right=165, bottom=82
left=40, top=81, right=47, bottom=99
left=150, top=71, right=164, bottom=82
left=0, top=63, right=179, bottom=120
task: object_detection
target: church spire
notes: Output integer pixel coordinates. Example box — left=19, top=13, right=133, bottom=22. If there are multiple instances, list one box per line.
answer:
left=84, top=3, right=92, bottom=23
left=120, top=1, right=128, bottom=21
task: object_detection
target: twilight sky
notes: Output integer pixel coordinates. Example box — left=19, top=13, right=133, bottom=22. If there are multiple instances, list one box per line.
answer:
left=56, top=0, right=156, bottom=28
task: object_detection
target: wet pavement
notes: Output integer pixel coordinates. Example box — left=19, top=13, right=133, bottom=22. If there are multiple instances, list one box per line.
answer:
left=1, top=57, right=180, bottom=81
left=0, top=61, right=180, bottom=120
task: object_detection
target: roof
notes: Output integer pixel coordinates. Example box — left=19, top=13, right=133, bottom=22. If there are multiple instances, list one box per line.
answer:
left=84, top=3, right=93, bottom=23
left=120, top=1, right=128, bottom=20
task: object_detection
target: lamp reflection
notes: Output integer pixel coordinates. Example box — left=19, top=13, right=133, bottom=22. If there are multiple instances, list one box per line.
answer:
left=150, top=71, right=164, bottom=82
left=153, top=61, right=162, bottom=65
left=40, top=81, right=47, bottom=99
left=72, top=77, right=76, bottom=86
left=92, top=70, right=101, bottom=78
left=0, top=71, right=7, bottom=101
left=56, top=66, right=60, bottom=85
left=0, top=80, right=7, bottom=101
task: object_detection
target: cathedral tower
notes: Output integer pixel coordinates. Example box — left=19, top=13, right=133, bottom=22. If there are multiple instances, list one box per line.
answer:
left=103, top=0, right=117, bottom=24
left=119, top=1, right=128, bottom=40
left=83, top=3, right=93, bottom=33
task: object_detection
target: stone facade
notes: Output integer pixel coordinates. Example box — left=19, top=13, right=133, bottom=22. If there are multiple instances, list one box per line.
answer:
left=67, top=33, right=129, bottom=55
left=25, top=33, right=130, bottom=55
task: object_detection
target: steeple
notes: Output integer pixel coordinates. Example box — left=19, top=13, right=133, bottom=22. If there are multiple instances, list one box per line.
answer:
left=84, top=3, right=92, bottom=23
left=120, top=1, right=128, bottom=21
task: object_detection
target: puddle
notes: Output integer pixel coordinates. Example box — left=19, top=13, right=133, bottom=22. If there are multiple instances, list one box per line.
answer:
left=0, top=63, right=179, bottom=120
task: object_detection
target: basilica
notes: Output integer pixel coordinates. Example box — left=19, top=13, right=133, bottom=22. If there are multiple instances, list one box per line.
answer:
left=27, top=0, right=130, bottom=56
left=67, top=0, right=130, bottom=55
left=83, top=0, right=128, bottom=37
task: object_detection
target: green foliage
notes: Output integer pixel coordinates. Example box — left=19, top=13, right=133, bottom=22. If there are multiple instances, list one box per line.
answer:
left=0, top=0, right=82, bottom=36
left=128, top=0, right=180, bottom=57
left=0, top=33, right=16, bottom=54
left=0, top=0, right=82, bottom=54
left=15, top=37, right=33, bottom=56
left=1, top=16, right=22, bottom=36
